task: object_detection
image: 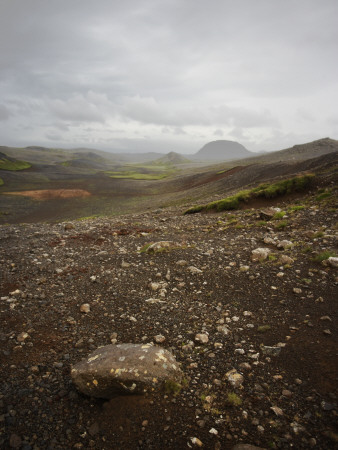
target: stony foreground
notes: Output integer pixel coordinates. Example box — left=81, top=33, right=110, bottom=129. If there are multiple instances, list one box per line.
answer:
left=0, top=186, right=337, bottom=449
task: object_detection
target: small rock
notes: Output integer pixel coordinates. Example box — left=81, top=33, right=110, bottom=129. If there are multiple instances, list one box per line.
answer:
left=320, top=316, right=332, bottom=321
left=282, top=389, right=292, bottom=398
left=262, top=346, right=281, bottom=356
left=225, top=369, right=244, bottom=388
left=251, top=248, right=271, bottom=262
left=191, top=437, right=203, bottom=447
left=146, top=241, right=172, bottom=253
left=280, top=254, right=294, bottom=265
left=195, top=334, right=209, bottom=344
left=277, top=240, right=294, bottom=249
left=259, top=207, right=281, bottom=220
left=17, top=332, right=29, bottom=342
left=188, top=266, right=203, bottom=274
left=327, top=257, right=338, bottom=268
left=293, top=288, right=302, bottom=294
left=80, top=303, right=90, bottom=313
left=154, top=335, right=166, bottom=344
left=176, top=260, right=188, bottom=266
left=217, top=325, right=231, bottom=335
left=323, top=329, right=332, bottom=336
left=209, top=428, right=218, bottom=435
left=239, top=362, right=252, bottom=371
left=270, top=406, right=283, bottom=416
left=321, top=400, right=336, bottom=411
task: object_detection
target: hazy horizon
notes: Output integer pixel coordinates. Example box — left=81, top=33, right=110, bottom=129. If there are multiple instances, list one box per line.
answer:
left=1, top=1, right=337, bottom=154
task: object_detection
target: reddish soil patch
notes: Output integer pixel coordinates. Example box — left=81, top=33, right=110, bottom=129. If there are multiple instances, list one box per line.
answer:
left=5, top=189, right=92, bottom=200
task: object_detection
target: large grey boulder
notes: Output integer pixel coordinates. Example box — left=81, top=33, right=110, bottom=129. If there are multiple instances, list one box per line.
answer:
left=71, top=343, right=183, bottom=398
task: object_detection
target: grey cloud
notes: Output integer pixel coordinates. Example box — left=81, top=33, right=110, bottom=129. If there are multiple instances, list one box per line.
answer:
left=0, top=0, right=337, bottom=151
left=48, top=94, right=106, bottom=123
left=0, top=104, right=11, bottom=121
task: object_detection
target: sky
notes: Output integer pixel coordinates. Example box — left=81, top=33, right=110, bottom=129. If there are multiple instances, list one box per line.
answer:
left=0, top=0, right=337, bottom=154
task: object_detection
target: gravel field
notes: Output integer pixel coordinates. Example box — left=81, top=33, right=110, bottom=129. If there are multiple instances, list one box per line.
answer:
left=1, top=182, right=337, bottom=449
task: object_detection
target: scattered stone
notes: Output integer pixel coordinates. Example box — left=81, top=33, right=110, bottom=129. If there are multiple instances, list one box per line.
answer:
left=320, top=316, right=332, bottom=321
left=239, top=362, right=252, bottom=371
left=262, top=346, right=282, bottom=356
left=209, top=428, right=218, bottom=435
left=259, top=207, right=281, bottom=220
left=146, top=241, right=172, bottom=253
left=176, top=260, right=188, bottom=266
left=195, top=334, right=209, bottom=344
left=264, top=236, right=277, bottom=245
left=282, top=389, right=292, bottom=398
left=145, top=298, right=166, bottom=304
left=217, top=325, right=231, bottom=335
left=80, top=303, right=90, bottom=313
left=154, top=334, right=166, bottom=344
left=188, top=266, right=203, bottom=274
left=225, top=369, right=244, bottom=388
left=17, top=332, right=29, bottom=342
left=327, top=257, right=338, bottom=268
left=191, top=437, right=203, bottom=447
left=270, top=406, right=284, bottom=416
left=293, top=288, right=302, bottom=294
left=71, top=343, right=183, bottom=398
left=64, top=223, right=75, bottom=230
left=323, top=329, right=332, bottom=335
left=321, top=400, right=336, bottom=411
left=149, top=282, right=160, bottom=291
left=280, top=254, right=294, bottom=265
left=277, top=240, right=294, bottom=249
left=251, top=248, right=271, bottom=262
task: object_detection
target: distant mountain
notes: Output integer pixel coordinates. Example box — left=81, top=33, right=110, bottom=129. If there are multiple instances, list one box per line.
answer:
left=193, top=140, right=251, bottom=161
left=152, top=151, right=191, bottom=165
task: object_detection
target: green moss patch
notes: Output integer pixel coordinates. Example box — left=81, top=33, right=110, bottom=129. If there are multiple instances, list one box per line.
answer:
left=184, top=174, right=315, bottom=214
left=0, top=159, right=31, bottom=171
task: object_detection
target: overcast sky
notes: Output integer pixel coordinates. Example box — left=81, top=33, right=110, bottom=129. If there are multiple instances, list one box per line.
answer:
left=0, top=0, right=337, bottom=154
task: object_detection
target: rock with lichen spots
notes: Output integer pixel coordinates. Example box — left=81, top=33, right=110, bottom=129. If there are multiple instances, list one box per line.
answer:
left=251, top=248, right=271, bottom=262
left=225, top=369, right=244, bottom=388
left=71, top=343, right=183, bottom=398
left=146, top=241, right=173, bottom=253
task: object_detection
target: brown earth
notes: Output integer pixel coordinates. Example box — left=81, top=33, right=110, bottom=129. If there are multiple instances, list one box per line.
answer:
left=0, top=177, right=337, bottom=449
left=4, top=189, right=92, bottom=200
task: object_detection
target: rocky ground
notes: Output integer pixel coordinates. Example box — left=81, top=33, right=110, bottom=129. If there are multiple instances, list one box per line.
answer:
left=0, top=180, right=337, bottom=449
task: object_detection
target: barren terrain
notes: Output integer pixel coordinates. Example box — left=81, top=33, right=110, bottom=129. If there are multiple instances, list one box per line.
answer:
left=0, top=171, right=337, bottom=449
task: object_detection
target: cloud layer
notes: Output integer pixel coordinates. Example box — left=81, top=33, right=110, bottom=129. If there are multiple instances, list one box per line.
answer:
left=0, top=0, right=337, bottom=152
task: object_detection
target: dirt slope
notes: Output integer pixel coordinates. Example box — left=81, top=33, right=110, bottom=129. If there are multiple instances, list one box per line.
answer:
left=0, top=179, right=337, bottom=449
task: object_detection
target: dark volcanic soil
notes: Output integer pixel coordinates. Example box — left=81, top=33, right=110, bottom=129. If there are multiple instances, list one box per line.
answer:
left=0, top=182, right=337, bottom=449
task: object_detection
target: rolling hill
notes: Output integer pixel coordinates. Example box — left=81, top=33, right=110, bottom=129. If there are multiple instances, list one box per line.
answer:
left=193, top=139, right=252, bottom=161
